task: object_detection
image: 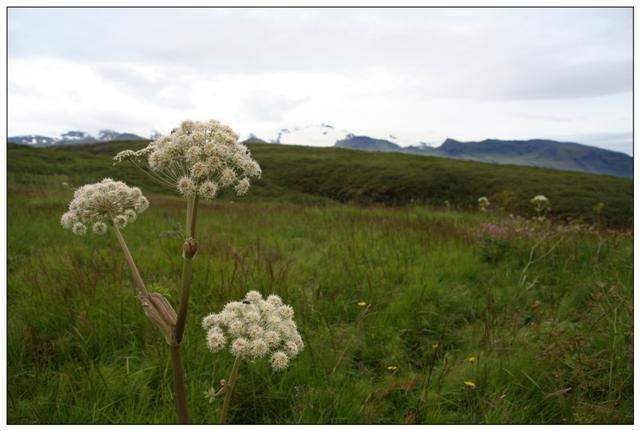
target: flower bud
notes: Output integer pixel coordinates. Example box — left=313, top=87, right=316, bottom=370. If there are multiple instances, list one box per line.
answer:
left=141, top=293, right=177, bottom=345
left=182, top=237, right=199, bottom=259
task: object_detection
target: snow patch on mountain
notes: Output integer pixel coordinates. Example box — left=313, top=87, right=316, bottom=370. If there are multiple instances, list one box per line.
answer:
left=9, top=135, right=57, bottom=145
left=61, top=130, right=93, bottom=141
left=266, top=123, right=430, bottom=148
left=385, top=134, right=429, bottom=148
left=9, top=129, right=147, bottom=146
left=273, top=124, right=353, bottom=147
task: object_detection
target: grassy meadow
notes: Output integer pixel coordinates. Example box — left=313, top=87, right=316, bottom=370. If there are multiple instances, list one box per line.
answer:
left=7, top=141, right=633, bottom=424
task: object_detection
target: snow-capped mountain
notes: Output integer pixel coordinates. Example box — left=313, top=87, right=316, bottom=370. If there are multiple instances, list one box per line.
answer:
left=384, top=134, right=430, bottom=148
left=272, top=124, right=353, bottom=147
left=9, top=135, right=57, bottom=146
left=265, top=123, right=430, bottom=148
left=63, top=131, right=91, bottom=140
left=9, top=129, right=147, bottom=147
left=57, top=130, right=97, bottom=145
left=97, top=129, right=148, bottom=142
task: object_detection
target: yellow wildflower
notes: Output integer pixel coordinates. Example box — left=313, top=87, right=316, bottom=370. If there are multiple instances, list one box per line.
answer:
left=356, top=301, right=367, bottom=307
left=386, top=365, right=398, bottom=373
left=431, top=343, right=441, bottom=350
left=468, top=356, right=477, bottom=364
left=464, top=380, right=477, bottom=389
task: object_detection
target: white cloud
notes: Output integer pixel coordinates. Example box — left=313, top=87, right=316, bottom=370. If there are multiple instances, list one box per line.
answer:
left=9, top=58, right=184, bottom=136
left=7, top=7, right=633, bottom=154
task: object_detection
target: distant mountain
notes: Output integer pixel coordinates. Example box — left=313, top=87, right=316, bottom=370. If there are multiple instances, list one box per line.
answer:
left=266, top=124, right=631, bottom=177
left=8, top=129, right=147, bottom=147
left=242, top=133, right=267, bottom=144
left=55, top=131, right=98, bottom=146
left=271, top=124, right=421, bottom=148
left=334, top=136, right=632, bottom=178
left=433, top=138, right=632, bottom=178
left=8, top=135, right=57, bottom=146
left=335, top=135, right=404, bottom=152
left=97, top=129, right=147, bottom=142
left=274, top=124, right=352, bottom=146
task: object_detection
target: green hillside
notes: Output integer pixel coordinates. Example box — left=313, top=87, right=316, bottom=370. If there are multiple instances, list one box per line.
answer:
left=7, top=141, right=633, bottom=228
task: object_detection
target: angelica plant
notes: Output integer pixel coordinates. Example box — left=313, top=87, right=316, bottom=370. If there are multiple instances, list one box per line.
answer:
left=531, top=195, right=551, bottom=221
left=60, top=120, right=261, bottom=424
left=112, top=119, right=262, bottom=423
left=477, top=196, right=490, bottom=213
left=202, top=291, right=304, bottom=423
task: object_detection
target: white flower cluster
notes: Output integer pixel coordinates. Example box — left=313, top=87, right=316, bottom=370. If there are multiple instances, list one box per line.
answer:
left=202, top=291, right=303, bottom=371
left=114, top=119, right=262, bottom=199
left=60, top=178, right=149, bottom=235
left=531, top=195, right=549, bottom=204
left=531, top=194, right=551, bottom=211
left=477, top=196, right=490, bottom=212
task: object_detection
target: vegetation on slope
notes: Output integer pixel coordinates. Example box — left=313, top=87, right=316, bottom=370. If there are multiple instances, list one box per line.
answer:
left=8, top=141, right=633, bottom=227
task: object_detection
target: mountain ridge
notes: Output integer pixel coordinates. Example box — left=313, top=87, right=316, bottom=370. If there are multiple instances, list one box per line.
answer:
left=333, top=135, right=632, bottom=178
left=9, top=129, right=147, bottom=147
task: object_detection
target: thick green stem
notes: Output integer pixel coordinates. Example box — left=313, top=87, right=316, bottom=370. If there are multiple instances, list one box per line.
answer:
left=189, top=195, right=199, bottom=238
left=185, top=195, right=193, bottom=237
left=112, top=224, right=148, bottom=297
left=168, top=195, right=200, bottom=423
left=174, top=258, right=193, bottom=345
left=220, top=355, right=242, bottom=424
left=174, top=195, right=199, bottom=344
left=171, top=345, right=190, bottom=424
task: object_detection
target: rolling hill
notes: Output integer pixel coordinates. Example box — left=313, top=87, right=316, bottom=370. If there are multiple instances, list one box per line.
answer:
left=7, top=140, right=632, bottom=228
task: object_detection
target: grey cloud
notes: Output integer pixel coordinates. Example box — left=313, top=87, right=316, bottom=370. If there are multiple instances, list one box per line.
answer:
left=8, top=81, right=37, bottom=98
left=439, top=58, right=633, bottom=101
left=9, top=9, right=631, bottom=89
left=97, top=64, right=193, bottom=109
left=241, top=91, right=310, bottom=122
left=524, top=114, right=579, bottom=123
left=504, top=59, right=632, bottom=100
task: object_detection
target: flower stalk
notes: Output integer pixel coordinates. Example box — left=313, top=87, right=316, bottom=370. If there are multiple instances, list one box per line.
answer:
left=111, top=219, right=188, bottom=422
left=171, top=344, right=190, bottom=424
left=168, top=194, right=201, bottom=423
left=112, top=222, right=148, bottom=297
left=219, top=355, right=242, bottom=424
left=175, top=196, right=198, bottom=342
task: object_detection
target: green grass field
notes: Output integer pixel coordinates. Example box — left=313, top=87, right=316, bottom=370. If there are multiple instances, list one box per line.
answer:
left=7, top=141, right=633, bottom=424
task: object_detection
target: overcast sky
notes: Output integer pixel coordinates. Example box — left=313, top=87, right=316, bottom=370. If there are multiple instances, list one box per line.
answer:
left=7, top=7, right=633, bottom=154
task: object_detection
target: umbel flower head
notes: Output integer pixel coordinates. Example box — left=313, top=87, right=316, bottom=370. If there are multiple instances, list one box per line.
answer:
left=114, top=119, right=262, bottom=199
left=531, top=195, right=550, bottom=208
left=202, top=291, right=304, bottom=371
left=477, top=196, right=490, bottom=212
left=531, top=194, right=551, bottom=216
left=60, top=178, right=149, bottom=235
